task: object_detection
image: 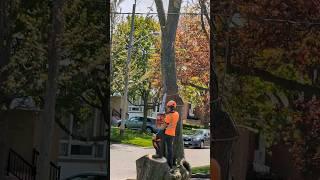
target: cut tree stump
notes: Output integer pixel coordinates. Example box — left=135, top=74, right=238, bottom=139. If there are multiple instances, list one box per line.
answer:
left=136, top=154, right=170, bottom=180
left=136, top=154, right=191, bottom=180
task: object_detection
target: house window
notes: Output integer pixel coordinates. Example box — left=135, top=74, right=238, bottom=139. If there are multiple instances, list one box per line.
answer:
left=128, top=106, right=143, bottom=112
left=59, top=143, right=68, bottom=156
left=58, top=109, right=107, bottom=159
left=70, top=145, right=93, bottom=156
left=95, top=144, right=104, bottom=158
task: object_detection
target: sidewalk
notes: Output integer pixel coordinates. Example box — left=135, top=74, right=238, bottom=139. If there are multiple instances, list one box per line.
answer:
left=110, top=144, right=210, bottom=180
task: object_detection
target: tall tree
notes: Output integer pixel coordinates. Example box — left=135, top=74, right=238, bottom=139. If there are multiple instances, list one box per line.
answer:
left=112, top=15, right=160, bottom=131
left=155, top=0, right=184, bottom=162
left=37, top=0, right=64, bottom=179
left=0, top=0, right=10, bottom=178
left=175, top=5, right=210, bottom=127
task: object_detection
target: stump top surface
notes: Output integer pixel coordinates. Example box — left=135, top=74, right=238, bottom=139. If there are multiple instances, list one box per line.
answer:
left=146, top=154, right=167, bottom=163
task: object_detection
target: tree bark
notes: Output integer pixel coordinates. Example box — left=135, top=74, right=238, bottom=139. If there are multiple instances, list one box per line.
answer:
left=142, top=90, right=148, bottom=132
left=0, top=1, right=12, bottom=179
left=155, top=0, right=184, bottom=163
left=120, top=1, right=136, bottom=136
left=101, top=104, right=110, bottom=180
left=136, top=155, right=170, bottom=180
left=37, top=0, right=64, bottom=179
left=0, top=112, right=8, bottom=179
left=136, top=155, right=191, bottom=180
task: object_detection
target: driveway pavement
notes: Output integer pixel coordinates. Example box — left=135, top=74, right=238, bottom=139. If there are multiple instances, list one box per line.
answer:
left=110, top=144, right=210, bottom=180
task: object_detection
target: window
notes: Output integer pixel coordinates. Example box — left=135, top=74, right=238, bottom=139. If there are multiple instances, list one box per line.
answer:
left=137, top=117, right=144, bottom=122
left=128, top=106, right=143, bottom=112
left=71, top=145, right=93, bottom=156
left=129, top=117, right=139, bottom=121
left=95, top=144, right=104, bottom=158
left=59, top=143, right=68, bottom=156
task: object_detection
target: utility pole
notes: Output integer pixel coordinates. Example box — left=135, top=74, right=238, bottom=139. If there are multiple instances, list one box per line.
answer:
left=120, top=0, right=136, bottom=135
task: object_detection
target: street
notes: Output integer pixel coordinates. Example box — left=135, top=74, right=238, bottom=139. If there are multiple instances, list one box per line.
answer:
left=110, top=144, right=210, bottom=180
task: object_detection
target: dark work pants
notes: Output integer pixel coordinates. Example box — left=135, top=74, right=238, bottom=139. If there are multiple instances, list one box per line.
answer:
left=153, top=130, right=164, bottom=157
left=164, top=134, right=174, bottom=168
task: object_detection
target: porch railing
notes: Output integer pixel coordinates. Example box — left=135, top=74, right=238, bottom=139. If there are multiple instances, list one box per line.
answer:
left=7, top=148, right=36, bottom=180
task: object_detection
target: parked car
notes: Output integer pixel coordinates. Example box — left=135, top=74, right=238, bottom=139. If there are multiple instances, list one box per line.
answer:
left=183, top=129, right=210, bottom=149
left=62, top=172, right=107, bottom=180
left=117, top=116, right=158, bottom=133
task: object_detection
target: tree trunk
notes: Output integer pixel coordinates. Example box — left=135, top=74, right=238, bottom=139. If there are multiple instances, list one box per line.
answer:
left=155, top=0, right=184, bottom=163
left=136, top=155, right=191, bottom=180
left=101, top=105, right=110, bottom=180
left=120, top=2, right=136, bottom=136
left=0, top=1, right=11, bottom=179
left=0, top=112, right=8, bottom=179
left=37, top=0, right=64, bottom=179
left=105, top=1, right=111, bottom=179
left=209, top=2, right=238, bottom=179
left=136, top=155, right=170, bottom=180
left=142, top=90, right=148, bottom=132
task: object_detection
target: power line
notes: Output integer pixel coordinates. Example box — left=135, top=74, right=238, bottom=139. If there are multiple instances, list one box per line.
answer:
left=252, top=17, right=320, bottom=26
left=112, top=11, right=320, bottom=26
left=111, top=12, right=204, bottom=16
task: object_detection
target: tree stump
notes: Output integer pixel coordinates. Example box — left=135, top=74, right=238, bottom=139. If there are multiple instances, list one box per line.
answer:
left=136, top=155, right=191, bottom=180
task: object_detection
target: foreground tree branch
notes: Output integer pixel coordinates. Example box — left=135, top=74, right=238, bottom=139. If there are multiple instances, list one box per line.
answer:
left=228, top=64, right=320, bottom=96
left=180, top=80, right=209, bottom=91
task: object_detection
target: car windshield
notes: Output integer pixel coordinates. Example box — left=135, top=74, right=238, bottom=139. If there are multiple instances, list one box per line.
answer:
left=67, top=174, right=107, bottom=180
left=184, top=129, right=204, bottom=136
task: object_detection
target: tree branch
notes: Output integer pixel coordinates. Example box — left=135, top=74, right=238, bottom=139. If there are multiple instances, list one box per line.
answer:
left=228, top=64, right=320, bottom=96
left=154, top=0, right=166, bottom=29
left=166, top=0, right=182, bottom=40
left=199, top=0, right=209, bottom=41
left=181, top=80, right=209, bottom=91
left=80, top=94, right=101, bottom=109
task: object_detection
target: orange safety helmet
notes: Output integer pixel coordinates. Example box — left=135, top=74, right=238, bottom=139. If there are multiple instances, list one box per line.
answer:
left=166, top=100, right=177, bottom=108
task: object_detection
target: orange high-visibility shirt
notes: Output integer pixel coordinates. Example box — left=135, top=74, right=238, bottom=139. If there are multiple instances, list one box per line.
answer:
left=164, top=111, right=179, bottom=136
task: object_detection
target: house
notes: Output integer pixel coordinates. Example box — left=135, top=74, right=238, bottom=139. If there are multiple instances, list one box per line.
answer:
left=57, top=108, right=107, bottom=179
left=1, top=108, right=60, bottom=180
left=111, top=95, right=160, bottom=120
left=111, top=95, right=205, bottom=126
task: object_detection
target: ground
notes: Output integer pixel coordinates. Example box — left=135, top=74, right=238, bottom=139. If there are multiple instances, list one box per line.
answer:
left=110, top=143, right=210, bottom=180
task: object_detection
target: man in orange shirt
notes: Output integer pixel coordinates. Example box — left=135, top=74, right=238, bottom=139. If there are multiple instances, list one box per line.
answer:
left=163, top=100, right=179, bottom=168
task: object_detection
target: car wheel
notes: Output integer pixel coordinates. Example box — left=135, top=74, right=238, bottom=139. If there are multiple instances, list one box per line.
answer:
left=146, top=127, right=153, bottom=133
left=200, top=141, right=204, bottom=149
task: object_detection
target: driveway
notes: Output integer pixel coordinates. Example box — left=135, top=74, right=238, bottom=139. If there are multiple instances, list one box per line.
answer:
left=110, top=144, right=210, bottom=180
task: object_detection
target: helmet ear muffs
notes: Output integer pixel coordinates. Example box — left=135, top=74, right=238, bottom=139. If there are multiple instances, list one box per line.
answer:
left=166, top=100, right=177, bottom=108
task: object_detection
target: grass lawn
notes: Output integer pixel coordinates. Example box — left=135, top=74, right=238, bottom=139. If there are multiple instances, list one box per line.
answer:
left=191, top=165, right=210, bottom=174
left=111, top=127, right=153, bottom=147
left=110, top=124, right=206, bottom=147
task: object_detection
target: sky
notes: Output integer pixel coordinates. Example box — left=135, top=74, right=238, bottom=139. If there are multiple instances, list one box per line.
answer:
left=117, top=0, right=199, bottom=15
